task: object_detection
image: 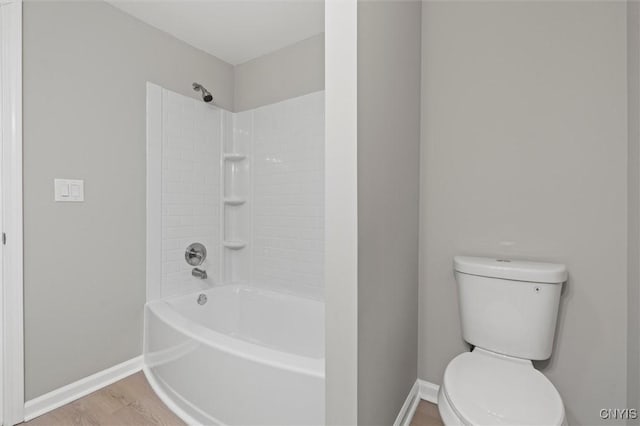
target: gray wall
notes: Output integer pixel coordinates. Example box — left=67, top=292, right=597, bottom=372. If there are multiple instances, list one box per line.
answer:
left=357, top=2, right=421, bottom=425
left=234, top=34, right=324, bottom=112
left=419, top=2, right=628, bottom=425
left=23, top=1, right=234, bottom=399
left=629, top=1, right=640, bottom=419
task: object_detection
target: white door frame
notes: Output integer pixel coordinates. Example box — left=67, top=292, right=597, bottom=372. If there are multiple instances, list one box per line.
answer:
left=0, top=0, right=24, bottom=425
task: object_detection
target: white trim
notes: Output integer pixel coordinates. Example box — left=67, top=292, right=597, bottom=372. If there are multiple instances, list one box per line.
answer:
left=394, top=380, right=441, bottom=426
left=24, top=356, right=143, bottom=422
left=146, top=82, right=163, bottom=302
left=394, top=381, right=421, bottom=426
left=0, top=1, right=23, bottom=424
left=419, top=379, right=440, bottom=404
left=218, top=110, right=225, bottom=283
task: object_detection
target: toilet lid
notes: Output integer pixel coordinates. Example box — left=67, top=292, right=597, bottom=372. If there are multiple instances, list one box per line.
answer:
left=443, top=349, right=565, bottom=426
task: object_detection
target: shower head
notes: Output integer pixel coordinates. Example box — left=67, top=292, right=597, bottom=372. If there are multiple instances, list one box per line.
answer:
left=192, top=82, right=213, bottom=103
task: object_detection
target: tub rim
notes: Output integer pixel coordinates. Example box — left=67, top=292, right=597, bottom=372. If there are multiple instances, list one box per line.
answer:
left=145, top=285, right=325, bottom=379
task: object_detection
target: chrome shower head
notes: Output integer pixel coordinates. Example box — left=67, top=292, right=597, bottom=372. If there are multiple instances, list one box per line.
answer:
left=192, top=82, right=213, bottom=103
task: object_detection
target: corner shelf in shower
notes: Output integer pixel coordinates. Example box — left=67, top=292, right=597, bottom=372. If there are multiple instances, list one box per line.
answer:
left=223, top=153, right=247, bottom=161
left=223, top=240, right=247, bottom=250
left=224, top=197, right=246, bottom=206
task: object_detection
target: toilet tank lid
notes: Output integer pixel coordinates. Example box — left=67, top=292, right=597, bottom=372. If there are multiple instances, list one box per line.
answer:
left=454, top=256, right=567, bottom=284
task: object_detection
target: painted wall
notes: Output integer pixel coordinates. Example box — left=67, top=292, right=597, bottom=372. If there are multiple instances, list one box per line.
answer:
left=324, top=1, right=358, bottom=423
left=234, top=34, right=325, bottom=112
left=628, top=1, right=640, bottom=419
left=22, top=1, right=234, bottom=399
left=357, top=2, right=421, bottom=425
left=419, top=2, right=628, bottom=425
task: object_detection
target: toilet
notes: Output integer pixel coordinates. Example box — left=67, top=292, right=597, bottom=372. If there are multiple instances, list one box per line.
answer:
left=438, top=256, right=568, bottom=426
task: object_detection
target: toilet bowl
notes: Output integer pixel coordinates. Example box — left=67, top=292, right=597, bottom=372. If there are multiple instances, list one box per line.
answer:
left=438, top=256, right=568, bottom=426
left=438, top=349, right=565, bottom=426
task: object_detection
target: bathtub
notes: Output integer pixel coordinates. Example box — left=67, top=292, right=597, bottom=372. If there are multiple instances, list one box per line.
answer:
left=143, top=284, right=325, bottom=425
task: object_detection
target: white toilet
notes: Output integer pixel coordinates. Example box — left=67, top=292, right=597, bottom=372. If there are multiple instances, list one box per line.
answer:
left=438, top=256, right=568, bottom=426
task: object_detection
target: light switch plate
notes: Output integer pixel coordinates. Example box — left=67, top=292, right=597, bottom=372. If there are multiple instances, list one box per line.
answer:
left=54, top=179, right=84, bottom=202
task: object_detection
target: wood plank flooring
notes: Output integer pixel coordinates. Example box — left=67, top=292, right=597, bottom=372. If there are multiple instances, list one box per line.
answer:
left=410, top=401, right=444, bottom=426
left=22, top=372, right=184, bottom=426
left=22, top=371, right=441, bottom=426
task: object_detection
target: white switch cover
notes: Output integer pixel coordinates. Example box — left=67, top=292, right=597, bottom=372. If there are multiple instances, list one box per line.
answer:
left=55, top=179, right=84, bottom=202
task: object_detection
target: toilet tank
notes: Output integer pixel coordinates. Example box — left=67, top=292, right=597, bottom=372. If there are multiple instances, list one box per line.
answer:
left=454, top=256, right=567, bottom=361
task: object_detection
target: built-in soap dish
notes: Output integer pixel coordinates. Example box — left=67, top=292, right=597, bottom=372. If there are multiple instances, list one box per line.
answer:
left=223, top=241, right=246, bottom=250
left=224, top=197, right=246, bottom=206
left=223, top=153, right=247, bottom=161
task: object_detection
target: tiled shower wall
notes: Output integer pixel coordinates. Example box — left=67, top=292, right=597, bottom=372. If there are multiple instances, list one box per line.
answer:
left=250, top=92, right=325, bottom=298
left=161, top=90, right=221, bottom=298
left=153, top=88, right=323, bottom=300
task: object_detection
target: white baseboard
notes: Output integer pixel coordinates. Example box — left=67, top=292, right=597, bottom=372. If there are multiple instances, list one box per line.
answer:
left=393, top=379, right=440, bottom=426
left=394, top=379, right=441, bottom=426
left=24, top=356, right=143, bottom=421
left=394, top=380, right=420, bottom=426
left=418, top=379, right=440, bottom=404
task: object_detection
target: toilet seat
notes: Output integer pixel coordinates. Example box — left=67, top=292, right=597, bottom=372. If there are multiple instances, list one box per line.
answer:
left=439, top=349, right=565, bottom=426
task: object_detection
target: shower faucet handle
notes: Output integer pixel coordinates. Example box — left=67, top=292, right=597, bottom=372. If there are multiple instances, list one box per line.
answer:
left=185, top=243, right=207, bottom=266
left=192, top=268, right=208, bottom=280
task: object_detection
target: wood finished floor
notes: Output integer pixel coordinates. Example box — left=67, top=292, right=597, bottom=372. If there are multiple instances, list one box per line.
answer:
left=21, top=371, right=442, bottom=426
left=22, top=372, right=185, bottom=426
left=410, top=401, right=444, bottom=426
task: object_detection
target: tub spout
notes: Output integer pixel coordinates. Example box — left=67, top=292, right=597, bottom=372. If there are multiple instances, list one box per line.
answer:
left=192, top=268, right=207, bottom=279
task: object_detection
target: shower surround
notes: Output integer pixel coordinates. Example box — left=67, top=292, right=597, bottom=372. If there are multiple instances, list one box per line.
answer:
left=145, top=83, right=325, bottom=425
left=240, top=95, right=325, bottom=298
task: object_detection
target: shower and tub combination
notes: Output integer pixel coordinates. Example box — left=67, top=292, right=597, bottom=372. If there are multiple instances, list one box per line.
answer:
left=144, top=82, right=325, bottom=425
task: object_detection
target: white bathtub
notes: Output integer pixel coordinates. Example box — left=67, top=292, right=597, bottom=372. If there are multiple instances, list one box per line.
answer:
left=143, top=284, right=325, bottom=425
